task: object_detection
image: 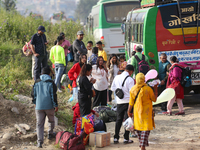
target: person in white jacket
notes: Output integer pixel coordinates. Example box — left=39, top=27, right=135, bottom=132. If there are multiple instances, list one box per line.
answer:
left=111, top=65, right=135, bottom=144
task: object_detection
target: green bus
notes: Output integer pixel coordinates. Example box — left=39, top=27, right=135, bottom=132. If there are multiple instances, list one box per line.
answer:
left=87, top=0, right=140, bottom=54
left=123, top=0, right=200, bottom=93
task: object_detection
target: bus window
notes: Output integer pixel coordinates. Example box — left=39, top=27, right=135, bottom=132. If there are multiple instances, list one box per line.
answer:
left=132, top=24, right=135, bottom=42
left=134, top=24, right=138, bottom=42
left=104, top=2, right=140, bottom=23
left=140, top=24, right=143, bottom=43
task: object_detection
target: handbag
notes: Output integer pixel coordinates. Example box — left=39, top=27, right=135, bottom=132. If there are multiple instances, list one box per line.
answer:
left=115, top=75, right=129, bottom=99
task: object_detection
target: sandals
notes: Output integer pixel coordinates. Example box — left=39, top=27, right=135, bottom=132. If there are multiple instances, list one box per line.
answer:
left=175, top=112, right=185, bottom=115
left=162, top=111, right=172, bottom=115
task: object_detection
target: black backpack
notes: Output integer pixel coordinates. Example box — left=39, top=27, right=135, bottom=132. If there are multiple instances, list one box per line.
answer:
left=135, top=54, right=149, bottom=75
left=173, top=65, right=191, bottom=87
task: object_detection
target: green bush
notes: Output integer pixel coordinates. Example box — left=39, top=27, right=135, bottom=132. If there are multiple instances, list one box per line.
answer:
left=0, top=8, right=95, bottom=98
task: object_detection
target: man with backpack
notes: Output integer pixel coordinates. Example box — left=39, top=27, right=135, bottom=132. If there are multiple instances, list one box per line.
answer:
left=131, top=45, right=149, bottom=75
left=31, top=66, right=58, bottom=148
left=73, top=31, right=87, bottom=64
left=111, top=65, right=135, bottom=144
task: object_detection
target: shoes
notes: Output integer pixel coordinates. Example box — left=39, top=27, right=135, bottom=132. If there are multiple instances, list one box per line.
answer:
left=162, top=111, right=172, bottom=115
left=123, top=139, right=134, bottom=144
left=175, top=112, right=185, bottom=115
left=130, top=133, right=137, bottom=138
left=48, top=132, right=56, bottom=140
left=57, top=89, right=62, bottom=93
left=37, top=143, right=42, bottom=148
left=114, top=138, right=119, bottom=144
left=157, top=110, right=166, bottom=114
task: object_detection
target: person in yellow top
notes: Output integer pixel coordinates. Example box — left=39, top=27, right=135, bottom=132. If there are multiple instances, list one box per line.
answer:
left=96, top=41, right=107, bottom=63
left=128, top=73, right=157, bottom=150
left=49, top=35, right=66, bottom=92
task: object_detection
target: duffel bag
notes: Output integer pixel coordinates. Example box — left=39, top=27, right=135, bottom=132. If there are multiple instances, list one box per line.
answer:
left=94, top=119, right=107, bottom=132
left=55, top=131, right=85, bottom=150
left=93, top=106, right=111, bottom=113
left=99, top=109, right=117, bottom=123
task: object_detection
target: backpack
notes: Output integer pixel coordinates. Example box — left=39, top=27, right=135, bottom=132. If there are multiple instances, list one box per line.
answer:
left=99, top=109, right=117, bottom=123
left=68, top=45, right=74, bottom=62
left=173, top=65, right=192, bottom=87
left=135, top=54, right=149, bottom=75
left=22, top=40, right=33, bottom=56
left=93, top=106, right=111, bottom=114
left=55, top=131, right=85, bottom=150
left=94, top=119, right=107, bottom=132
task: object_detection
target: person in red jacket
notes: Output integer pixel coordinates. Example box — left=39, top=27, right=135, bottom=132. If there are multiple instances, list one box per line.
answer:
left=68, top=54, right=87, bottom=101
left=72, top=102, right=99, bottom=125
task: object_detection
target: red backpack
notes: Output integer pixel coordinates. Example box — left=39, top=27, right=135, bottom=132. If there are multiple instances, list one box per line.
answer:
left=55, top=131, right=85, bottom=150
left=135, top=54, right=149, bottom=75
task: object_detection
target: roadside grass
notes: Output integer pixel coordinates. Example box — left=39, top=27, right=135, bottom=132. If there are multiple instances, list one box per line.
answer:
left=0, top=8, right=96, bottom=134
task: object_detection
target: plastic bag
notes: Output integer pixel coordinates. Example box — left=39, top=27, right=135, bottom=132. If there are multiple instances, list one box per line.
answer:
left=123, top=117, right=134, bottom=131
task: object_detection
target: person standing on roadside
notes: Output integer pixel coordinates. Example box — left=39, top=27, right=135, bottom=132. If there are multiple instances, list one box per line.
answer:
left=92, top=56, right=108, bottom=107
left=131, top=45, right=149, bottom=76
left=87, top=41, right=93, bottom=59
left=73, top=31, right=87, bottom=64
left=60, top=32, right=71, bottom=74
left=31, top=26, right=48, bottom=81
left=49, top=36, right=66, bottom=93
left=31, top=66, right=58, bottom=148
left=107, top=54, right=119, bottom=102
left=128, top=73, right=157, bottom=150
left=158, top=53, right=171, bottom=114
left=96, top=41, right=107, bottom=64
left=111, top=65, right=135, bottom=144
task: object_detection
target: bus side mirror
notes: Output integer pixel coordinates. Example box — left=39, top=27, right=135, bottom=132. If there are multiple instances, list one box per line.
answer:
left=121, top=23, right=125, bottom=34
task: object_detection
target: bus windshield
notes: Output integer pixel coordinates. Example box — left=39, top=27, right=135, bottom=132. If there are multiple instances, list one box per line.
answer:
left=104, top=2, right=139, bottom=23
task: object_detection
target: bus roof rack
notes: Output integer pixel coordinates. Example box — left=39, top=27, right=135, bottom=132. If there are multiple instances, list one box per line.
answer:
left=141, top=0, right=195, bottom=8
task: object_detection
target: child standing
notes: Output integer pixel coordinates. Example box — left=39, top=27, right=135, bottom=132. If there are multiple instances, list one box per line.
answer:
left=118, top=55, right=127, bottom=74
left=96, top=41, right=107, bottom=63
left=87, top=41, right=93, bottom=59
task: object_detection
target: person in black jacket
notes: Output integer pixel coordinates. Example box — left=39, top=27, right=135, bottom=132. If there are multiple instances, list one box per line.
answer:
left=73, top=31, right=87, bottom=64
left=78, top=64, right=96, bottom=116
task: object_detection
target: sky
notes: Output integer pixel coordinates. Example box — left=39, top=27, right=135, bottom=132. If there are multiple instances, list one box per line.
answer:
left=16, top=0, right=77, bottom=21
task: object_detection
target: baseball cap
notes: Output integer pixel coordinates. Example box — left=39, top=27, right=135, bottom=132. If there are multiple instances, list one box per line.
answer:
left=77, top=31, right=84, bottom=35
left=38, top=26, right=46, bottom=32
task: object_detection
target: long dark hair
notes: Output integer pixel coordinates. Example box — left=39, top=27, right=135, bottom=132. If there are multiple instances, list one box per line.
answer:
left=96, top=56, right=104, bottom=70
left=107, top=54, right=119, bottom=69
left=79, top=54, right=87, bottom=67
left=80, top=64, right=92, bottom=76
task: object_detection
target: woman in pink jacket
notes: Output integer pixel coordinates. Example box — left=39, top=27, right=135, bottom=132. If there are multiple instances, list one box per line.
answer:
left=163, top=56, right=185, bottom=115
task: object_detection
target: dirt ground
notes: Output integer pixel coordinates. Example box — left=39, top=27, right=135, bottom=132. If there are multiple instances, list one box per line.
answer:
left=0, top=93, right=200, bottom=150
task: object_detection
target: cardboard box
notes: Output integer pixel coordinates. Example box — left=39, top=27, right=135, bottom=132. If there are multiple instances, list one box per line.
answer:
left=89, top=132, right=110, bottom=147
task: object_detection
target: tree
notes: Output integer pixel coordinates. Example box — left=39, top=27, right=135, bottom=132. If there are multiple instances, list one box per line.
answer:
left=75, top=0, right=99, bottom=22
left=2, top=0, right=16, bottom=11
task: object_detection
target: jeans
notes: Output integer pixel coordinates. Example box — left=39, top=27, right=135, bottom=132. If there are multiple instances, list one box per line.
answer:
left=35, top=108, right=55, bottom=145
left=114, top=103, right=129, bottom=140
left=55, top=64, right=65, bottom=90
left=63, top=56, right=68, bottom=74
left=34, top=55, right=47, bottom=81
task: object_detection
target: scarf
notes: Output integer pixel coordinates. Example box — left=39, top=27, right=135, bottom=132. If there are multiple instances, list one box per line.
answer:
left=131, top=73, right=147, bottom=121
left=169, top=63, right=184, bottom=71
